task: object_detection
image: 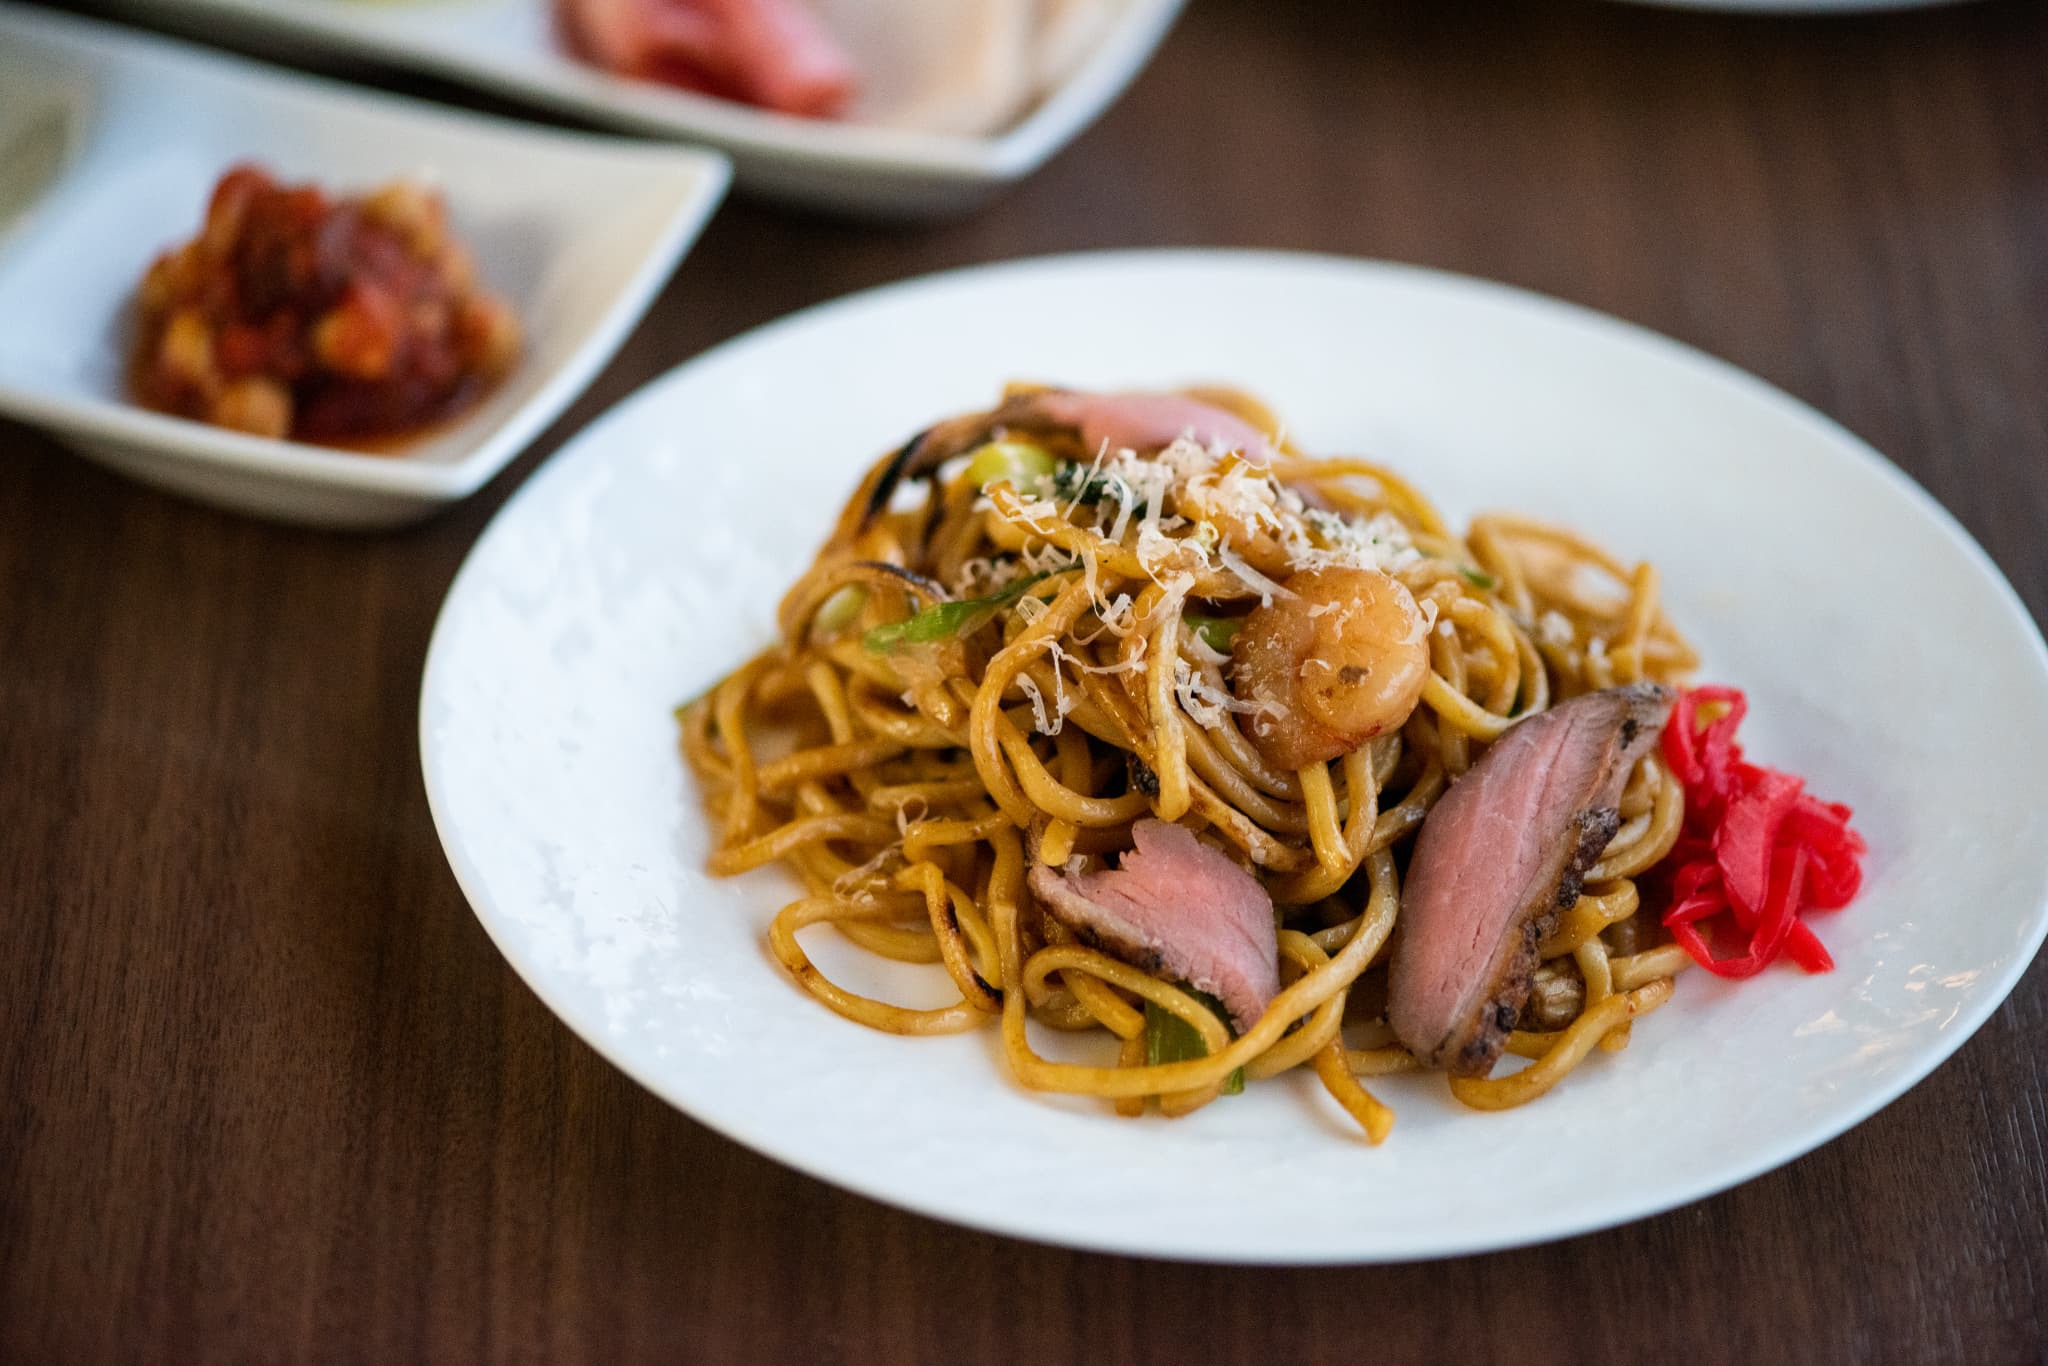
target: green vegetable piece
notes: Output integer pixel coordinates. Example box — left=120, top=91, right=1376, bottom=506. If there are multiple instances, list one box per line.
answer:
left=965, top=440, right=1057, bottom=492
left=861, top=570, right=1059, bottom=654
left=1458, top=565, right=1498, bottom=590
left=1050, top=461, right=1135, bottom=507
left=813, top=585, right=867, bottom=634
left=1143, top=993, right=1245, bottom=1095
left=1183, top=614, right=1242, bottom=652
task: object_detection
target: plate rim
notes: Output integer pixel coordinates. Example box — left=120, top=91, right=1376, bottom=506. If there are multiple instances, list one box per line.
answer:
left=89, top=0, right=1189, bottom=183
left=420, top=247, right=2048, bottom=1263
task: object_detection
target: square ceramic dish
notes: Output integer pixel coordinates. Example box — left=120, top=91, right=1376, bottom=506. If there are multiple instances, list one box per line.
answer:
left=86, top=0, right=1185, bottom=217
left=0, top=4, right=729, bottom=528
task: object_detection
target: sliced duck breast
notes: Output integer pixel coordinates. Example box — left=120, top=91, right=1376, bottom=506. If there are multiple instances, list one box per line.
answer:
left=1028, top=818, right=1279, bottom=1032
left=1387, top=684, right=1673, bottom=1075
left=1026, top=390, right=1278, bottom=464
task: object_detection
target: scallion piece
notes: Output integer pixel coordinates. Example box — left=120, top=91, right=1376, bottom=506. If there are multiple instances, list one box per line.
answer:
left=1143, top=994, right=1245, bottom=1095
left=861, top=570, right=1063, bottom=654
left=965, top=440, right=1057, bottom=493
left=1182, top=614, right=1243, bottom=652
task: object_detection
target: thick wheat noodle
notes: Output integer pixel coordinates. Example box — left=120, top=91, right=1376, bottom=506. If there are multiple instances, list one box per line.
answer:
left=835, top=918, right=944, bottom=962
left=1445, top=595, right=1523, bottom=715
left=1198, top=694, right=1305, bottom=800
left=1030, top=917, right=1144, bottom=1035
left=1300, top=762, right=1348, bottom=877
left=1577, top=938, right=1615, bottom=1013
left=847, top=685, right=962, bottom=747
left=996, top=724, right=1152, bottom=826
left=1023, top=946, right=1233, bottom=1056
left=1011, top=645, right=1123, bottom=733
left=1272, top=455, right=1451, bottom=538
left=708, top=812, right=898, bottom=876
left=804, top=659, right=855, bottom=743
left=1023, top=944, right=1237, bottom=1115
left=1580, top=938, right=1636, bottom=1055
left=999, top=850, right=1399, bottom=1100
left=971, top=575, right=1098, bottom=825
left=1188, top=779, right=1316, bottom=872
left=712, top=656, right=773, bottom=844
left=1449, top=979, right=1676, bottom=1109
left=1613, top=944, right=1694, bottom=991
left=1541, top=882, right=1643, bottom=957
left=1612, top=561, right=1661, bottom=684
left=1148, top=606, right=1194, bottom=822
left=1064, top=965, right=1147, bottom=1041
left=818, top=642, right=914, bottom=698
left=1468, top=519, right=1534, bottom=618
left=768, top=895, right=984, bottom=1035
left=1586, top=754, right=1685, bottom=881
left=869, top=778, right=988, bottom=810
left=681, top=391, right=1706, bottom=1140
left=822, top=882, right=946, bottom=962
left=1182, top=723, right=1312, bottom=833
left=680, top=696, right=731, bottom=787
left=896, top=861, right=1002, bottom=1013
left=1270, top=747, right=1381, bottom=904
left=1421, top=667, right=1516, bottom=743
left=1243, top=930, right=1349, bottom=1080
left=1114, top=1035, right=1148, bottom=1117
left=755, top=739, right=907, bottom=793
left=1313, top=1039, right=1396, bottom=1144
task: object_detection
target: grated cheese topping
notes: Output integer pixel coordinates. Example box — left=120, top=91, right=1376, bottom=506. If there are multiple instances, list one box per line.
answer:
left=962, top=430, right=1441, bottom=733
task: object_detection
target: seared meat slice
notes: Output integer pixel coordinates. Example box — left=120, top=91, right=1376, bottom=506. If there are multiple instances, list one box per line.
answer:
left=1387, top=684, right=1672, bottom=1075
left=1028, top=818, right=1279, bottom=1032
left=857, top=388, right=1278, bottom=529
left=1027, top=389, right=1277, bottom=464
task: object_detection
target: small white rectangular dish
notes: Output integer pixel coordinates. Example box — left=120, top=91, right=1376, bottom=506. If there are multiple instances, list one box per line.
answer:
left=0, top=4, right=729, bottom=529
left=86, top=0, right=1185, bottom=217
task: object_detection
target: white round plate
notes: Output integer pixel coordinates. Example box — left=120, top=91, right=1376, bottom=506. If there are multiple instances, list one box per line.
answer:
left=421, top=250, right=2048, bottom=1263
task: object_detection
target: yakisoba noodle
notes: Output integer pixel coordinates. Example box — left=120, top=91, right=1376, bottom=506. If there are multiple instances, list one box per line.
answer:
left=679, top=384, right=1700, bottom=1141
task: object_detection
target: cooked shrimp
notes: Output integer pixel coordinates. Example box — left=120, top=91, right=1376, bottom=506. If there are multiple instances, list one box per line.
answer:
left=1233, top=567, right=1431, bottom=770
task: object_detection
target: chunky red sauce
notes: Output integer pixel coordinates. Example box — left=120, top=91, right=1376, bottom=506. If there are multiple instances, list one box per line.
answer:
left=131, top=164, right=521, bottom=448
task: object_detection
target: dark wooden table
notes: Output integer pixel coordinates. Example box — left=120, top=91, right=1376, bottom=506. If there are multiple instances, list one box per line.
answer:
left=5, top=0, right=2046, bottom=1360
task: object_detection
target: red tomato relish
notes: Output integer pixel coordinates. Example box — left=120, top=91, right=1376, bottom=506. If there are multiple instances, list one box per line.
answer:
left=132, top=164, right=520, bottom=446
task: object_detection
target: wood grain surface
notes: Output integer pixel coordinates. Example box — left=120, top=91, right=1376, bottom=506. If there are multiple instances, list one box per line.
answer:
left=4, top=0, right=2046, bottom=1361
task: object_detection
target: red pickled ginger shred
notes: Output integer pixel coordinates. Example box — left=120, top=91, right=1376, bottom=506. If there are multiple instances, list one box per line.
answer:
left=1650, top=687, right=1867, bottom=978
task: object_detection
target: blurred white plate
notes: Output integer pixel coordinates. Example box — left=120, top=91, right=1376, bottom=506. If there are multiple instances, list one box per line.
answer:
left=92, top=0, right=1185, bottom=217
left=420, top=250, right=2048, bottom=1262
left=0, top=5, right=727, bottom=528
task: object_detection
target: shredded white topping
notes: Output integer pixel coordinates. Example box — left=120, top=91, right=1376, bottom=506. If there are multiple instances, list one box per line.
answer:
left=1406, top=597, right=1439, bottom=646
left=965, top=432, right=1437, bottom=738
left=1173, top=658, right=1285, bottom=729
left=1181, top=630, right=1230, bottom=668
left=1217, top=543, right=1295, bottom=605
left=893, top=796, right=928, bottom=837
left=1016, top=673, right=1053, bottom=734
